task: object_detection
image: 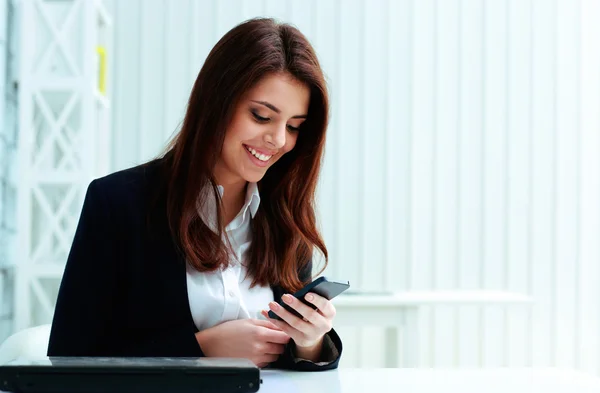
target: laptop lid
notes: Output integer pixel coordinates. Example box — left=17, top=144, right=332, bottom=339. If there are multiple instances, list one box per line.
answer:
left=0, top=357, right=260, bottom=393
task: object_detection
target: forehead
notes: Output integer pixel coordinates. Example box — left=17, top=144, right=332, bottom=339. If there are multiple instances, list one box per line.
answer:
left=245, top=73, right=310, bottom=115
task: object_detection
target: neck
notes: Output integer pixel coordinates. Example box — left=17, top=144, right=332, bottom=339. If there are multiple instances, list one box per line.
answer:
left=213, top=176, right=248, bottom=226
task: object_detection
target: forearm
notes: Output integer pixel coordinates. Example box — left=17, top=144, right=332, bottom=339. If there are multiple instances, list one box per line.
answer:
left=194, top=328, right=212, bottom=355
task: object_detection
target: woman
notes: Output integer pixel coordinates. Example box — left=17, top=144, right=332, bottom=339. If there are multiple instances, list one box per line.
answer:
left=47, top=18, right=342, bottom=371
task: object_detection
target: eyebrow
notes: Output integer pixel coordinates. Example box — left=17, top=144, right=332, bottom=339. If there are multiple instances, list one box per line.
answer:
left=250, top=100, right=307, bottom=119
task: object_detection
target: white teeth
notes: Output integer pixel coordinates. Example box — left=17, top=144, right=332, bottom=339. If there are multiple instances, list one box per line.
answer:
left=246, top=146, right=272, bottom=162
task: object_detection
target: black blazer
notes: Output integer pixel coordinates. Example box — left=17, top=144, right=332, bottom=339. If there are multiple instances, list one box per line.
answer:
left=47, top=160, right=342, bottom=371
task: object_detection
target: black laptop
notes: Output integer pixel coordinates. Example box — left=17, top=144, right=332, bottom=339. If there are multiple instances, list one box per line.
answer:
left=0, top=357, right=260, bottom=393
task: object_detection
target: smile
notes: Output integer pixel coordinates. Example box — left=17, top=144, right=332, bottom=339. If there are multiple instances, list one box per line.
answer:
left=244, top=145, right=273, bottom=162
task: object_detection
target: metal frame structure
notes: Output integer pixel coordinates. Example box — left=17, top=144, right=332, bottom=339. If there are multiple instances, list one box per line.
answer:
left=14, top=0, right=111, bottom=332
left=1, top=0, right=19, bottom=343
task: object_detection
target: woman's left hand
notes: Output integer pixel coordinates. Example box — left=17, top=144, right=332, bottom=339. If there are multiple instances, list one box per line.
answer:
left=261, top=292, right=336, bottom=349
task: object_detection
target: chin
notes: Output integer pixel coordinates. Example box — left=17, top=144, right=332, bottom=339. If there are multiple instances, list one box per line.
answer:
left=243, top=172, right=267, bottom=183
left=246, top=174, right=265, bottom=183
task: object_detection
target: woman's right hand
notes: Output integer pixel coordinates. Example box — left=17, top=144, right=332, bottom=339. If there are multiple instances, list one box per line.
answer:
left=195, top=319, right=291, bottom=367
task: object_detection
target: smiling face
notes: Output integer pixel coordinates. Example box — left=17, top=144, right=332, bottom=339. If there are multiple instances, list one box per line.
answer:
left=214, top=72, right=310, bottom=186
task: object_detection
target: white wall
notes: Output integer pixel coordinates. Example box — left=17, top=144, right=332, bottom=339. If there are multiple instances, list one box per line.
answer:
left=104, top=0, right=600, bottom=373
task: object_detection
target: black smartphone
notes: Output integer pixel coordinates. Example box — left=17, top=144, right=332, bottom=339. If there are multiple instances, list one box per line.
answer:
left=267, top=276, right=350, bottom=321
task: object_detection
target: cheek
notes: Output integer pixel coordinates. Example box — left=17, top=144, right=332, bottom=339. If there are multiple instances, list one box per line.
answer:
left=284, top=133, right=299, bottom=153
left=222, top=133, right=238, bottom=157
left=223, top=123, right=248, bottom=154
left=225, top=115, right=254, bottom=144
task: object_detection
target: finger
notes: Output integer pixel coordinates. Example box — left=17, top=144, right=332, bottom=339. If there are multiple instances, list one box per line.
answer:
left=252, top=318, right=283, bottom=331
left=265, top=317, right=320, bottom=349
left=258, top=354, right=280, bottom=366
left=304, top=292, right=336, bottom=320
left=259, top=326, right=292, bottom=345
left=261, top=309, right=281, bottom=323
left=281, top=294, right=326, bottom=326
left=262, top=342, right=286, bottom=355
left=268, top=301, right=313, bottom=334
left=262, top=312, right=290, bottom=333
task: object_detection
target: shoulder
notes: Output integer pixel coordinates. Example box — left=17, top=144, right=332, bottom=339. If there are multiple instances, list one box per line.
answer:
left=88, top=158, right=166, bottom=216
left=94, top=159, right=162, bottom=194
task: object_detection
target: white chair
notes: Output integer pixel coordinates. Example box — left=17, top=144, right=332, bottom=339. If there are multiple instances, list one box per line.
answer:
left=0, top=324, right=51, bottom=365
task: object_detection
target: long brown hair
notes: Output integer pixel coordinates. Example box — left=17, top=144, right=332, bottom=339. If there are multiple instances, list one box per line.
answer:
left=159, top=18, right=328, bottom=292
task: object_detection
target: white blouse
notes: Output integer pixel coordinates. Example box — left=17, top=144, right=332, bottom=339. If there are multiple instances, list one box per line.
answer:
left=186, top=182, right=274, bottom=331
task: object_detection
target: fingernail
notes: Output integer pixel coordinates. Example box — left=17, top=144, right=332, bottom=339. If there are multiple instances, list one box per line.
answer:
left=269, top=302, right=279, bottom=310
left=305, top=294, right=314, bottom=301
left=283, top=294, right=294, bottom=304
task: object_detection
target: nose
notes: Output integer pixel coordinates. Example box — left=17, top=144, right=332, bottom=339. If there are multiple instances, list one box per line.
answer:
left=266, top=123, right=287, bottom=149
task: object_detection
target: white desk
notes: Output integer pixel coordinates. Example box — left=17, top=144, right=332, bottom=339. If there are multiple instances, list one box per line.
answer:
left=261, top=368, right=600, bottom=393
left=332, top=291, right=533, bottom=367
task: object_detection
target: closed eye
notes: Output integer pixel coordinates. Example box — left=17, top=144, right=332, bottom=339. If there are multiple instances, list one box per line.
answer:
left=251, top=110, right=270, bottom=123
left=252, top=109, right=301, bottom=132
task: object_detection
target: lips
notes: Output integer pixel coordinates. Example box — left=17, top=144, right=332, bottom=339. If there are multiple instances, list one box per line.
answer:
left=244, top=145, right=273, bottom=162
